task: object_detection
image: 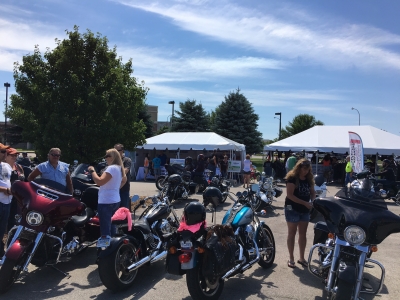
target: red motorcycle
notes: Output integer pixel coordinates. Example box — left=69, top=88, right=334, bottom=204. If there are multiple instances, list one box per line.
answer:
left=0, top=178, right=107, bottom=293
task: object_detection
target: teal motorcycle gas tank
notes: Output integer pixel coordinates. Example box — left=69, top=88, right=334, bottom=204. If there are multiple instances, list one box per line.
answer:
left=222, top=205, right=253, bottom=229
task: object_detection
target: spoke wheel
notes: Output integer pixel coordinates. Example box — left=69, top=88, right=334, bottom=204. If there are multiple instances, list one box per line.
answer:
left=186, top=264, right=224, bottom=300
left=256, top=224, right=276, bottom=268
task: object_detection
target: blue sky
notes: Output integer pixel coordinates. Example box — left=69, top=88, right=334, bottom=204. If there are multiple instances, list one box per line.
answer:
left=1, top=0, right=399, bottom=140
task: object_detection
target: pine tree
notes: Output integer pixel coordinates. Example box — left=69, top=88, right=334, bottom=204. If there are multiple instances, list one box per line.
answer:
left=280, top=114, right=324, bottom=139
left=138, top=105, right=154, bottom=138
left=171, top=100, right=210, bottom=132
left=212, top=89, right=263, bottom=154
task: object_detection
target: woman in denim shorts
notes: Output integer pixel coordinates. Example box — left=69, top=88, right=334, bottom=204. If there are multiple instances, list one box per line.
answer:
left=284, top=159, right=316, bottom=268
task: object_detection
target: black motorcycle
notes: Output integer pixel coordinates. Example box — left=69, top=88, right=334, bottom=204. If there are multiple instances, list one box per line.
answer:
left=97, top=194, right=180, bottom=292
left=161, top=173, right=198, bottom=202
left=308, top=172, right=400, bottom=300
left=207, top=175, right=231, bottom=203
left=155, top=164, right=186, bottom=190
left=71, top=161, right=106, bottom=199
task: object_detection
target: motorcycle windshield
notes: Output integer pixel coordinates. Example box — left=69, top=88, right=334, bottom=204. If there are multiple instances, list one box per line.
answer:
left=314, top=197, right=400, bottom=245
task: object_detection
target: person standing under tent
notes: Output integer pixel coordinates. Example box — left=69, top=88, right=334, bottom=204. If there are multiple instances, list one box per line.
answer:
left=242, top=154, right=252, bottom=188
left=114, top=143, right=132, bottom=211
left=152, top=155, right=161, bottom=181
left=344, top=155, right=353, bottom=187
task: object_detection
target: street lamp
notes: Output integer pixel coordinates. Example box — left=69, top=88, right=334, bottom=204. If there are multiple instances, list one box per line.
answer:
left=351, top=107, right=360, bottom=125
left=275, top=112, right=281, bottom=140
left=4, top=82, right=10, bottom=145
left=168, top=101, right=175, bottom=128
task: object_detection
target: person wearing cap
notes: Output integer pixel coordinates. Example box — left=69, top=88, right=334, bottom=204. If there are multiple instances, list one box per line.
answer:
left=0, top=143, right=13, bottom=257
left=5, top=148, right=25, bottom=231
left=19, top=152, right=31, bottom=167
left=28, top=148, right=73, bottom=194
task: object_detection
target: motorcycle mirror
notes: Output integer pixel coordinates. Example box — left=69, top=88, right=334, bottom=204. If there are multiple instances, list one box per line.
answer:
left=139, top=199, right=145, bottom=205
left=242, top=191, right=248, bottom=197
left=235, top=191, right=242, bottom=197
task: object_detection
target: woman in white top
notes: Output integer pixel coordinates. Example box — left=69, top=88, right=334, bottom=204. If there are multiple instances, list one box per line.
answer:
left=243, top=154, right=252, bottom=188
left=88, top=149, right=127, bottom=240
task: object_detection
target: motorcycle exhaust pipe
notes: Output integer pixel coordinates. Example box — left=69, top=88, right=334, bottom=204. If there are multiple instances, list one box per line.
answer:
left=127, top=256, right=151, bottom=272
left=150, top=251, right=167, bottom=264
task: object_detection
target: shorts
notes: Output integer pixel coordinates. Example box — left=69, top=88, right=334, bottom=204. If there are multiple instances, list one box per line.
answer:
left=154, top=168, right=161, bottom=176
left=243, top=171, right=251, bottom=175
left=284, top=207, right=310, bottom=223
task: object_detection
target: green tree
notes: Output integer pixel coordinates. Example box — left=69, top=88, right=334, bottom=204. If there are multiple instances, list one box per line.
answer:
left=8, top=26, right=147, bottom=162
left=138, top=105, right=154, bottom=138
left=280, top=114, right=324, bottom=139
left=155, top=126, right=170, bottom=135
left=171, top=99, right=210, bottom=132
left=212, top=89, right=263, bottom=154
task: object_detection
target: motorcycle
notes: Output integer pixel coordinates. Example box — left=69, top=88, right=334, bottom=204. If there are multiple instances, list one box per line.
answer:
left=71, top=161, right=106, bottom=199
left=307, top=172, right=400, bottom=300
left=166, top=188, right=276, bottom=300
left=207, top=175, right=231, bottom=203
left=161, top=172, right=199, bottom=202
left=155, top=163, right=186, bottom=191
left=0, top=178, right=112, bottom=293
left=251, top=176, right=283, bottom=212
left=97, top=193, right=180, bottom=292
left=369, top=174, right=400, bottom=205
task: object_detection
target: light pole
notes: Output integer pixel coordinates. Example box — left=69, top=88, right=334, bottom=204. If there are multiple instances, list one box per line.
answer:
left=4, top=82, right=10, bottom=145
left=351, top=107, right=360, bottom=125
left=275, top=112, right=281, bottom=140
left=168, top=101, right=175, bottom=128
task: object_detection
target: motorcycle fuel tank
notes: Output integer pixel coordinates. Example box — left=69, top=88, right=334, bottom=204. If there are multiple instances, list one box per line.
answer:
left=222, top=206, right=253, bottom=229
left=146, top=203, right=171, bottom=224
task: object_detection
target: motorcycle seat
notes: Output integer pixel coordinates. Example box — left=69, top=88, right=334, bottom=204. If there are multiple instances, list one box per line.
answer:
left=71, top=207, right=96, bottom=227
left=133, top=218, right=151, bottom=234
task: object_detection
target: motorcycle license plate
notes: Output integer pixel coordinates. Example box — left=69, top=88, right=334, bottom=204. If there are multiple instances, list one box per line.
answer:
left=97, top=237, right=111, bottom=248
left=180, top=241, right=193, bottom=249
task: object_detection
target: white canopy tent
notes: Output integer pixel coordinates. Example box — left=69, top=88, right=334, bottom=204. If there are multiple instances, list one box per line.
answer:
left=265, top=126, right=400, bottom=155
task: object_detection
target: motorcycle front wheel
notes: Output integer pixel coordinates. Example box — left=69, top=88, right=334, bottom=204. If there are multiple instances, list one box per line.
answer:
left=156, top=176, right=166, bottom=190
left=0, top=258, right=23, bottom=294
left=186, top=264, right=224, bottom=300
left=330, top=278, right=353, bottom=300
left=98, top=242, right=138, bottom=292
left=256, top=223, right=276, bottom=269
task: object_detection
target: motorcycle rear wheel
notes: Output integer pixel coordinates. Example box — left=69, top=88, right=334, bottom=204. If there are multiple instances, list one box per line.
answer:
left=330, top=278, right=353, bottom=300
left=98, top=242, right=138, bottom=292
left=186, top=264, right=224, bottom=300
left=156, top=176, right=166, bottom=190
left=256, top=224, right=276, bottom=269
left=0, top=258, right=22, bottom=294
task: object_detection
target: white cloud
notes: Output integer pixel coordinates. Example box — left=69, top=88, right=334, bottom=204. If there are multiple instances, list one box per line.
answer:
left=118, top=0, right=400, bottom=72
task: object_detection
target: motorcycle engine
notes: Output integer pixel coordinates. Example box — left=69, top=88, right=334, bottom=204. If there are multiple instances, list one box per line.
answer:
left=156, top=219, right=175, bottom=238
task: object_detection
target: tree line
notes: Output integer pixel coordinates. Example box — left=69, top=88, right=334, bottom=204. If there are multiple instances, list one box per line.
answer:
left=6, top=26, right=323, bottom=163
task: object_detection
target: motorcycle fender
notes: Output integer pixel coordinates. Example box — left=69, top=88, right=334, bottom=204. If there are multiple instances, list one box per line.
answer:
left=97, top=235, right=138, bottom=259
left=181, top=250, right=198, bottom=270
left=337, top=264, right=357, bottom=284
left=6, top=239, right=30, bottom=261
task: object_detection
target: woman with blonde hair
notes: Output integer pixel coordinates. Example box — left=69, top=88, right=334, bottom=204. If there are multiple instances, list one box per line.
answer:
left=88, top=149, right=127, bottom=246
left=284, top=159, right=315, bottom=268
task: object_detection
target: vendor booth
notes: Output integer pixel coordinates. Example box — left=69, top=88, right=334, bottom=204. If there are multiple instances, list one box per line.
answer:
left=264, top=125, right=400, bottom=180
left=135, top=132, right=246, bottom=181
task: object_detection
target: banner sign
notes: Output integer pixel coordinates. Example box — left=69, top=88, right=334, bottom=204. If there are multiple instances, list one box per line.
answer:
left=228, top=160, right=241, bottom=173
left=169, top=158, right=185, bottom=166
left=349, top=131, right=364, bottom=173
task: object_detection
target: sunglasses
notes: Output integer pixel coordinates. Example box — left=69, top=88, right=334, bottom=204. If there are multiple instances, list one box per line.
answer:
left=104, top=154, right=112, bottom=158
left=50, top=153, right=61, bottom=157
left=116, top=149, right=123, bottom=152
left=0, top=150, right=6, bottom=154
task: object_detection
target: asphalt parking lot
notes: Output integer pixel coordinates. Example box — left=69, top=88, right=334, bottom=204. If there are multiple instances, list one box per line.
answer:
left=3, top=180, right=400, bottom=300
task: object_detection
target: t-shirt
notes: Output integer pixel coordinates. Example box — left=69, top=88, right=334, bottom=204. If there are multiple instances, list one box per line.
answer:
left=37, top=161, right=70, bottom=187
left=159, top=154, right=167, bottom=166
left=243, top=159, right=252, bottom=172
left=120, top=156, right=131, bottom=192
left=0, top=162, right=12, bottom=204
left=285, top=176, right=311, bottom=213
left=98, top=164, right=122, bottom=204
left=152, top=157, right=161, bottom=169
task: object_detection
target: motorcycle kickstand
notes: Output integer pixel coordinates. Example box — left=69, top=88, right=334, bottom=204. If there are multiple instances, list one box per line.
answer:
left=49, top=265, right=71, bottom=279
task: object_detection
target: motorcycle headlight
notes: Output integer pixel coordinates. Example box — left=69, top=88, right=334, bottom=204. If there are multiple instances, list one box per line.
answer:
left=26, top=211, right=44, bottom=226
left=344, top=225, right=366, bottom=245
left=74, top=189, right=82, bottom=196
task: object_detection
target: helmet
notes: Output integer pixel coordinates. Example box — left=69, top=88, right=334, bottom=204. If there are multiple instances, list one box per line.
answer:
left=197, top=154, right=204, bottom=161
left=202, top=187, right=222, bottom=208
left=211, top=177, right=219, bottom=185
left=183, top=202, right=206, bottom=225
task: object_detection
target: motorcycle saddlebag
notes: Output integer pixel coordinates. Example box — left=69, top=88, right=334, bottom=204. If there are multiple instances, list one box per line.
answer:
left=313, top=221, right=329, bottom=245
left=166, top=251, right=185, bottom=275
left=202, top=225, right=237, bottom=278
left=189, top=183, right=199, bottom=194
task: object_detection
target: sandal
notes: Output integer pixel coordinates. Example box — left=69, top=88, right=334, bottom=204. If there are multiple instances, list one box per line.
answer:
left=297, top=260, right=308, bottom=267
left=287, top=260, right=296, bottom=268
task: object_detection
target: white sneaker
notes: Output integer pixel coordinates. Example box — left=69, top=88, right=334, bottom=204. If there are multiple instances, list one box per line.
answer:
left=96, top=236, right=111, bottom=248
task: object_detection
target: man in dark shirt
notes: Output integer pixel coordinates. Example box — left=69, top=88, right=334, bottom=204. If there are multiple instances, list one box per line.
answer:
left=114, top=143, right=132, bottom=211
left=159, top=151, right=167, bottom=167
left=18, top=152, right=31, bottom=167
left=375, top=159, right=396, bottom=182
